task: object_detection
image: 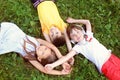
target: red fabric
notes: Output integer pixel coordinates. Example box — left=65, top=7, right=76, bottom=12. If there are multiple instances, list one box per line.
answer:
left=101, top=54, right=120, bottom=80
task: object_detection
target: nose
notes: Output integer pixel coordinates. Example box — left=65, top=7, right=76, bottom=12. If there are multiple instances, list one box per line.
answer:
left=74, top=34, right=80, bottom=40
left=75, top=33, right=79, bottom=37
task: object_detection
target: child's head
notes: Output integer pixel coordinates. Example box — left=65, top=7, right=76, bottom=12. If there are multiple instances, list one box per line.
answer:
left=36, top=45, right=52, bottom=60
left=49, top=27, right=66, bottom=47
left=23, top=37, right=57, bottom=66
left=52, top=36, right=65, bottom=47
left=67, top=24, right=85, bottom=43
left=36, top=45, right=57, bottom=66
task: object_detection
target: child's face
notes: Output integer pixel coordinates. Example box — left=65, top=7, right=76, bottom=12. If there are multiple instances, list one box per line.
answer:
left=70, top=28, right=84, bottom=43
left=49, top=26, right=62, bottom=41
left=36, top=45, right=52, bottom=61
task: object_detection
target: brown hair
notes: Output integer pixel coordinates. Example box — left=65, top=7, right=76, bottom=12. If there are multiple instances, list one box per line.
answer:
left=52, top=35, right=66, bottom=47
left=67, top=24, right=84, bottom=39
left=40, top=52, right=57, bottom=66
left=23, top=36, right=57, bottom=66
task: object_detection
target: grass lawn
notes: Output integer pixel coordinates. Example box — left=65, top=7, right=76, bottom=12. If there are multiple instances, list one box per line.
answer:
left=0, top=0, right=120, bottom=80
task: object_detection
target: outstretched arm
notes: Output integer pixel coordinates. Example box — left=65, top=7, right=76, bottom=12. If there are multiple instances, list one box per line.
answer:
left=43, top=32, right=52, bottom=43
left=63, top=29, right=72, bottom=52
left=37, top=39, right=72, bottom=70
left=45, top=50, right=76, bottom=71
left=66, top=17, right=92, bottom=32
left=29, top=60, right=70, bottom=75
left=63, top=29, right=74, bottom=65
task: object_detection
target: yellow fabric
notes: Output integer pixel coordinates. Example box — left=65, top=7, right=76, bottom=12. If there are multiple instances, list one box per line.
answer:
left=37, top=1, right=67, bottom=34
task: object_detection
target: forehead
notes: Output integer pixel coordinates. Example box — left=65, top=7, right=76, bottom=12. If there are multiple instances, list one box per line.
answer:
left=38, top=45, right=45, bottom=49
left=37, top=45, right=51, bottom=55
left=37, top=45, right=49, bottom=53
left=70, top=28, right=81, bottom=34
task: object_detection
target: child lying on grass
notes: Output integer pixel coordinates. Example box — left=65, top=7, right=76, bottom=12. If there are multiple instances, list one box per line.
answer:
left=0, top=22, right=71, bottom=75
left=45, top=17, right=120, bottom=79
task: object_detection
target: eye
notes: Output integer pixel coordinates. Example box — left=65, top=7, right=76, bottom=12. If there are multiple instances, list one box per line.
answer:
left=45, top=47, right=47, bottom=50
left=76, top=31, right=79, bottom=33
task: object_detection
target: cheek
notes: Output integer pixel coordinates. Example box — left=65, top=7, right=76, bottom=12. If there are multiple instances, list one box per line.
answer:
left=70, top=35, right=76, bottom=41
left=49, top=34, right=54, bottom=41
left=45, top=50, right=49, bottom=54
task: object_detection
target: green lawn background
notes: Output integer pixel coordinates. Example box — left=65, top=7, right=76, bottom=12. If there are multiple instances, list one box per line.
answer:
left=0, top=0, right=120, bottom=80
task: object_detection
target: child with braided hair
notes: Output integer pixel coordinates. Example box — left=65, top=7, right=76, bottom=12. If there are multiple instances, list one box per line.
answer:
left=0, top=22, right=71, bottom=75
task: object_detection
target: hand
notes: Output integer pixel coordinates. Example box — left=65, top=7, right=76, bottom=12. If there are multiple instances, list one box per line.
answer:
left=66, top=17, right=75, bottom=23
left=62, top=62, right=71, bottom=71
left=61, top=68, right=72, bottom=75
left=68, top=57, right=74, bottom=65
left=44, top=64, right=53, bottom=71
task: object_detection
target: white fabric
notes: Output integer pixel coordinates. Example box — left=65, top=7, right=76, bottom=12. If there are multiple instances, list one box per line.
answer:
left=0, top=22, right=40, bottom=56
left=72, top=31, right=111, bottom=73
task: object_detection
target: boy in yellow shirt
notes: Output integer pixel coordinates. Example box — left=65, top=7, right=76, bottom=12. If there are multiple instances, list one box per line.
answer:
left=31, top=0, right=72, bottom=52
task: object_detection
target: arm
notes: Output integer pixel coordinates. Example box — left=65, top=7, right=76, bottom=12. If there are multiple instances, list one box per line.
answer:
left=37, top=38, right=72, bottom=70
left=63, top=29, right=74, bottom=65
left=29, top=60, right=70, bottom=75
left=63, top=29, right=72, bottom=52
left=66, top=17, right=92, bottom=32
left=37, top=39, right=62, bottom=58
left=45, top=50, right=76, bottom=70
left=43, top=32, right=51, bottom=43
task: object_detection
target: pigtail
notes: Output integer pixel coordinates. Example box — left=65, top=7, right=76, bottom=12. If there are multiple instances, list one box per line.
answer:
left=23, top=36, right=37, bottom=61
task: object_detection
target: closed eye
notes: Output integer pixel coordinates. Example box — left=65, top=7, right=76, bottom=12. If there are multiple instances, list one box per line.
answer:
left=45, top=47, right=47, bottom=50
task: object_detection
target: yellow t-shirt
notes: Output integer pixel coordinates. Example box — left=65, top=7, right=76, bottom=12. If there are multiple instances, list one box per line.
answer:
left=37, top=1, right=67, bottom=34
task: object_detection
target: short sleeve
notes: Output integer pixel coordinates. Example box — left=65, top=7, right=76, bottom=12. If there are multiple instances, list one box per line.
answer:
left=85, top=31, right=93, bottom=42
left=72, top=44, right=81, bottom=54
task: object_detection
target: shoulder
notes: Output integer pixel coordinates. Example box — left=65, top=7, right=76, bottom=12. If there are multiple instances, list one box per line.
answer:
left=72, top=44, right=81, bottom=54
left=1, top=22, right=17, bottom=27
left=26, top=35, right=40, bottom=46
left=1, top=22, right=20, bottom=30
left=85, top=31, right=94, bottom=42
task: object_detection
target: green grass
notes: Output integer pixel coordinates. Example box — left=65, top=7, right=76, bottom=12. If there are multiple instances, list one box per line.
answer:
left=0, top=0, right=120, bottom=80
